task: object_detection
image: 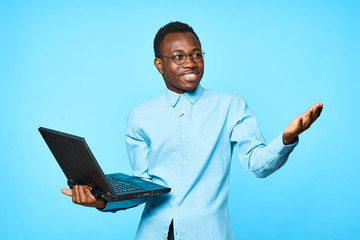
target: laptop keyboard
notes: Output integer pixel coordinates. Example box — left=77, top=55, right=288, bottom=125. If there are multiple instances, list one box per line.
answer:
left=106, top=176, right=141, bottom=193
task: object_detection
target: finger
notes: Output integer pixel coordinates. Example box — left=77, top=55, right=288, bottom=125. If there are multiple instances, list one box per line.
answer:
left=291, top=115, right=302, bottom=133
left=301, top=109, right=312, bottom=128
left=73, top=185, right=80, bottom=204
left=304, top=103, right=323, bottom=128
left=314, top=103, right=323, bottom=118
left=61, top=188, right=73, bottom=197
left=85, top=188, right=96, bottom=202
left=297, top=115, right=303, bottom=133
left=307, top=104, right=318, bottom=123
left=310, top=103, right=322, bottom=123
left=309, top=106, right=316, bottom=122
left=79, top=186, right=87, bottom=204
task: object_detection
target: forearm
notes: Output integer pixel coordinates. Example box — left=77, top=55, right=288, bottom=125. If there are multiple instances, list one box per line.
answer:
left=242, top=134, right=298, bottom=178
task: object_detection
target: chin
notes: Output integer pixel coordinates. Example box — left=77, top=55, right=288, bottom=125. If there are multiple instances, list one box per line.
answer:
left=166, top=79, right=200, bottom=93
left=184, top=83, right=199, bottom=92
left=186, top=87, right=197, bottom=92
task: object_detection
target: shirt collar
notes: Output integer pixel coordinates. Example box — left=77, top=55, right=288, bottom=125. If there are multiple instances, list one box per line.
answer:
left=165, top=85, right=204, bottom=107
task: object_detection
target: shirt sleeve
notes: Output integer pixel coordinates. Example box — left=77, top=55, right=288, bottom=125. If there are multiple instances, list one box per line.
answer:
left=229, top=96, right=298, bottom=178
left=99, top=197, right=148, bottom=212
left=125, top=109, right=152, bottom=181
left=99, top=110, right=151, bottom=212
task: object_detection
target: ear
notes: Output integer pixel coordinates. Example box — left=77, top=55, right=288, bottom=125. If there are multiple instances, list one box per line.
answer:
left=154, top=57, right=164, bottom=75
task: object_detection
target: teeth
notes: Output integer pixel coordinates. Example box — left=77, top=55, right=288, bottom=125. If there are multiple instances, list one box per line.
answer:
left=182, top=73, right=197, bottom=81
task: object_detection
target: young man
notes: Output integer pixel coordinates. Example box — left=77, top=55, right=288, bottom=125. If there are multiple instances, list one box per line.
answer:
left=62, top=22, right=323, bottom=239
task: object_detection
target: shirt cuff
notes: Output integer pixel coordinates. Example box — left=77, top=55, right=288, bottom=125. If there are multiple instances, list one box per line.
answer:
left=99, top=197, right=147, bottom=212
left=272, top=133, right=299, bottom=156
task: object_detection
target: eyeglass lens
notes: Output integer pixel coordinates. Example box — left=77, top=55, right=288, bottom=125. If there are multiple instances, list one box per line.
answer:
left=172, top=50, right=204, bottom=64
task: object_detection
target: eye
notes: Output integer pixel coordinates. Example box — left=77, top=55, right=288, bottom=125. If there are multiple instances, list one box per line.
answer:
left=173, top=54, right=185, bottom=60
left=192, top=53, right=203, bottom=60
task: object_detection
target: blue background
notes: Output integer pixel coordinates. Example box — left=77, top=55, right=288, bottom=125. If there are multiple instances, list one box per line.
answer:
left=1, top=0, right=359, bottom=239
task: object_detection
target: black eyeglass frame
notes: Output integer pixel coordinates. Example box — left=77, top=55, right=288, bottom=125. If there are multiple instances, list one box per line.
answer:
left=158, top=50, right=205, bottom=65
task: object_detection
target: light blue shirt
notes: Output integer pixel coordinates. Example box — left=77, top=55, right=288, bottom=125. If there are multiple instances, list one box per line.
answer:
left=103, top=85, right=298, bottom=239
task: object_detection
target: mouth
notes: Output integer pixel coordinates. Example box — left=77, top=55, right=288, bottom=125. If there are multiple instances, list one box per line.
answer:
left=180, top=71, right=200, bottom=81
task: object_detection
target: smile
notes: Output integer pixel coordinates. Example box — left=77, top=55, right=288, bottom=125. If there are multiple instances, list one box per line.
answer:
left=181, top=72, right=199, bottom=81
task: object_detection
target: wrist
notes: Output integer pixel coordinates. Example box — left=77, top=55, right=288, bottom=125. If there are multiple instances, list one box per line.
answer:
left=283, top=135, right=298, bottom=145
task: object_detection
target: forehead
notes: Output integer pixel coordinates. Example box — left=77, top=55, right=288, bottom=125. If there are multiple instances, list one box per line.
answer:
left=161, top=32, right=201, bottom=54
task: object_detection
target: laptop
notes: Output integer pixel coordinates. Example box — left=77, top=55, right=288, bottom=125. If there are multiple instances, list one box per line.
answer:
left=39, top=127, right=171, bottom=202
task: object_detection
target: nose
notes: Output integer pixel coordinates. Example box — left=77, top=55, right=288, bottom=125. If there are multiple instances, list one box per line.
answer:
left=182, top=55, right=197, bottom=68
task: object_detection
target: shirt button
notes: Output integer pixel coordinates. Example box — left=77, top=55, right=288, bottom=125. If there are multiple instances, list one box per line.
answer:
left=164, top=231, right=167, bottom=235
left=183, top=160, right=187, bottom=164
left=174, top=207, right=178, bottom=211
left=180, top=184, right=183, bottom=188
left=182, top=136, right=186, bottom=139
left=182, top=95, right=185, bottom=99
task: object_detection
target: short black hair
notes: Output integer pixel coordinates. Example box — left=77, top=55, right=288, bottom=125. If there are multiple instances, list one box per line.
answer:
left=154, top=21, right=201, bottom=58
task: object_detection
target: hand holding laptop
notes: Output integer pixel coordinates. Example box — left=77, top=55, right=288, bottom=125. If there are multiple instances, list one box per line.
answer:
left=39, top=127, right=170, bottom=206
left=61, top=185, right=106, bottom=209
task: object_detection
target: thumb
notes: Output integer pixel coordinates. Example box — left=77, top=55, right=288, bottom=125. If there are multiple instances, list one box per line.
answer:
left=61, top=188, right=73, bottom=197
left=298, top=115, right=303, bottom=126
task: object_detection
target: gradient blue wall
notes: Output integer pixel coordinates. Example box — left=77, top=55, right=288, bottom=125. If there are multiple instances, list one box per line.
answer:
left=1, top=0, right=359, bottom=239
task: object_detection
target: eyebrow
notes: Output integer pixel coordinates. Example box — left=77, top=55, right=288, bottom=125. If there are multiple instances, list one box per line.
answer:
left=172, top=48, right=201, bottom=54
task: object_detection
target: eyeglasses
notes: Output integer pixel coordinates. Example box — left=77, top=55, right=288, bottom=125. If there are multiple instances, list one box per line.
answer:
left=159, top=50, right=205, bottom=65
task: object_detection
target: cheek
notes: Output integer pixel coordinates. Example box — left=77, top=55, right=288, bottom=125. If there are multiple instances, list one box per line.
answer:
left=164, top=64, right=179, bottom=79
left=199, top=63, right=204, bottom=72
